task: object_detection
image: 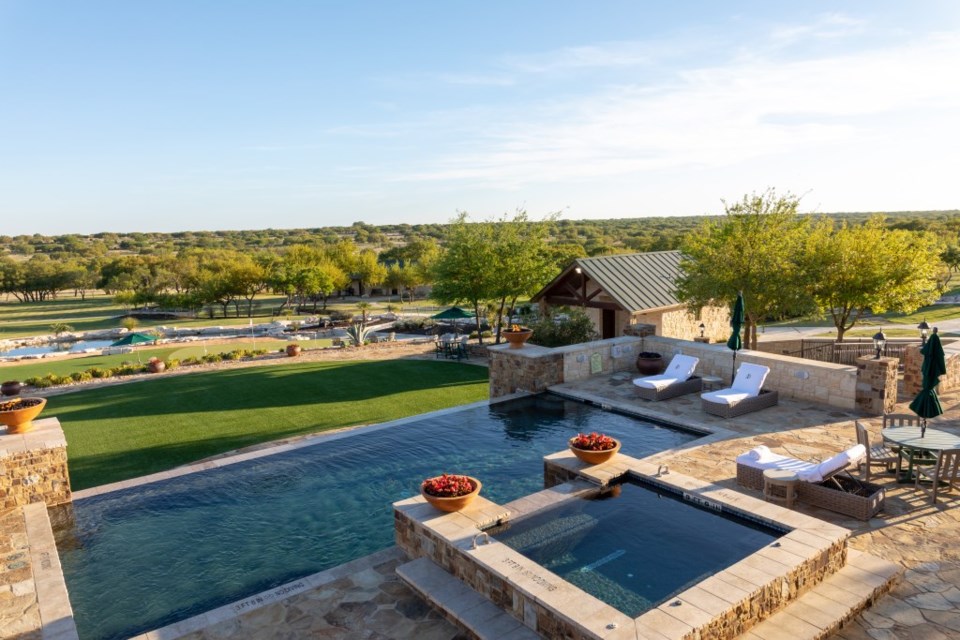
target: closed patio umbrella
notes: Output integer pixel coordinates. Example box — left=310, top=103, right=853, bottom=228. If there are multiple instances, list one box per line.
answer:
left=726, top=292, right=745, bottom=383
left=909, top=328, right=946, bottom=437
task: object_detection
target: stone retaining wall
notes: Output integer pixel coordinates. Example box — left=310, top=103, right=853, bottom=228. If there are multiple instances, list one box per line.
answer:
left=488, top=332, right=899, bottom=413
left=903, top=340, right=960, bottom=397
left=0, top=418, right=71, bottom=509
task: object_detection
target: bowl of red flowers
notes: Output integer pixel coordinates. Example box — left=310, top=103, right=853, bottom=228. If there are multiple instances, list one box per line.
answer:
left=0, top=397, right=47, bottom=434
left=420, top=473, right=482, bottom=512
left=568, top=432, right=621, bottom=464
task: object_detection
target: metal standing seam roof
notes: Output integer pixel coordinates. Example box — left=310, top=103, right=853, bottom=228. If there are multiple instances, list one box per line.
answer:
left=576, top=251, right=683, bottom=312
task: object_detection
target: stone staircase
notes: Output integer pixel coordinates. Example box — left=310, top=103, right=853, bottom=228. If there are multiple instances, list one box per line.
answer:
left=739, top=549, right=900, bottom=640
left=400, top=550, right=900, bottom=640
left=398, top=556, right=540, bottom=640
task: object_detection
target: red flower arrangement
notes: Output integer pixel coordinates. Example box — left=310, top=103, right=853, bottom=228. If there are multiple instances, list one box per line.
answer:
left=570, top=432, right=617, bottom=451
left=421, top=474, right=477, bottom=498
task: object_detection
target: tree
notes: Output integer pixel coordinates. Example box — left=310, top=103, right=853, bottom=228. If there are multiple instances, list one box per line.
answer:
left=431, top=214, right=498, bottom=343
left=800, top=217, right=944, bottom=341
left=489, top=212, right=557, bottom=343
left=354, top=249, right=387, bottom=296
left=50, top=322, right=73, bottom=341
left=676, top=189, right=812, bottom=349
left=941, top=245, right=960, bottom=273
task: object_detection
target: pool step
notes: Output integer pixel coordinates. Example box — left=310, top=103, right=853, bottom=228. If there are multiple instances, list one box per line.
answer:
left=397, top=557, right=541, bottom=640
left=737, top=549, right=901, bottom=640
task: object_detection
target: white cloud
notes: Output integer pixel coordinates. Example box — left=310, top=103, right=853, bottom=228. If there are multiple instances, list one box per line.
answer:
left=397, top=30, right=960, bottom=189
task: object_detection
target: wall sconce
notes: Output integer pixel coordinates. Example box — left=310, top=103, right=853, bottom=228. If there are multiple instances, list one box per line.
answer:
left=872, top=330, right=886, bottom=359
left=698, top=323, right=705, bottom=338
left=918, top=319, right=930, bottom=345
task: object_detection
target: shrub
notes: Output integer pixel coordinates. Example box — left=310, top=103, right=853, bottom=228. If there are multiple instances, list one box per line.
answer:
left=71, top=371, right=93, bottom=383
left=526, top=307, right=598, bottom=348
left=201, top=353, right=222, bottom=363
left=165, top=359, right=180, bottom=370
left=250, top=349, right=268, bottom=356
left=222, top=350, right=242, bottom=361
left=87, top=367, right=112, bottom=379
left=25, top=376, right=51, bottom=388
left=181, top=356, right=201, bottom=366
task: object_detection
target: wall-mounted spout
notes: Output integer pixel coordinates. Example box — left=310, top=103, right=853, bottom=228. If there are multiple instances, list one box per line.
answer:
left=656, top=464, right=669, bottom=477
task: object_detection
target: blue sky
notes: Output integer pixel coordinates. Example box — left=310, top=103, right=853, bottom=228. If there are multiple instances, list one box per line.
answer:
left=1, top=1, right=959, bottom=235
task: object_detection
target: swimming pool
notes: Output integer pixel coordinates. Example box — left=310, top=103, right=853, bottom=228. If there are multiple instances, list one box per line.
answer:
left=488, top=478, right=782, bottom=617
left=55, top=394, right=697, bottom=640
left=1, top=340, right=115, bottom=357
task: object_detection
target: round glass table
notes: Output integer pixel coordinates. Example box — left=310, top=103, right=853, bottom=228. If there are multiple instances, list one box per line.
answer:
left=881, top=426, right=960, bottom=482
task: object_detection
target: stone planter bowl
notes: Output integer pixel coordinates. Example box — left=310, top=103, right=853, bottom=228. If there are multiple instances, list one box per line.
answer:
left=569, top=437, right=621, bottom=465
left=420, top=476, right=482, bottom=512
left=0, top=397, right=47, bottom=434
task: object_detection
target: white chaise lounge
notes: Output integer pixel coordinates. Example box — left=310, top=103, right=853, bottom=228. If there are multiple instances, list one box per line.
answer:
left=701, top=362, right=778, bottom=418
left=735, top=444, right=867, bottom=490
left=632, top=354, right=702, bottom=401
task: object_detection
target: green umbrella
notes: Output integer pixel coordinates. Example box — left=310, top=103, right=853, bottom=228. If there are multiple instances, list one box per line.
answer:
left=726, top=292, right=745, bottom=382
left=909, top=329, right=946, bottom=437
left=430, top=306, right=474, bottom=320
left=110, top=332, right=157, bottom=347
left=110, top=332, right=156, bottom=364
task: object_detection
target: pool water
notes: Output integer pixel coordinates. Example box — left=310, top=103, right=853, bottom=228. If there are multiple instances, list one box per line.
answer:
left=1, top=340, right=115, bottom=356
left=55, top=394, right=697, bottom=640
left=489, top=479, right=782, bottom=617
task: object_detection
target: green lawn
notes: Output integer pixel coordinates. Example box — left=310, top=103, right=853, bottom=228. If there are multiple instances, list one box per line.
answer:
left=0, top=338, right=338, bottom=381
left=46, top=359, right=489, bottom=490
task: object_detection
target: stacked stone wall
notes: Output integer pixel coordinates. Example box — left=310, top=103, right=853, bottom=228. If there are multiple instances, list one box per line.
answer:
left=486, top=345, right=563, bottom=398
left=0, top=418, right=71, bottom=509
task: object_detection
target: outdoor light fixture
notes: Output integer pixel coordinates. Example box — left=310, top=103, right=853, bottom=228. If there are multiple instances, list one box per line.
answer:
left=698, top=322, right=705, bottom=338
left=918, top=319, right=930, bottom=345
left=872, top=330, right=887, bottom=359
left=574, top=266, right=582, bottom=275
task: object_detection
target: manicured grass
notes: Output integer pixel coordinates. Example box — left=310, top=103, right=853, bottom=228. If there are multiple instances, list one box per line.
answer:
left=46, top=359, right=489, bottom=490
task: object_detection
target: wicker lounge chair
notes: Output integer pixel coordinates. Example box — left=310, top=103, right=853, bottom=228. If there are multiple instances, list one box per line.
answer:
left=735, top=444, right=866, bottom=490
left=632, top=354, right=702, bottom=401
left=701, top=363, right=778, bottom=418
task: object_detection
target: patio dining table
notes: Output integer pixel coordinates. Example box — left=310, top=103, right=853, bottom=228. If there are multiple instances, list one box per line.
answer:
left=881, top=426, right=960, bottom=482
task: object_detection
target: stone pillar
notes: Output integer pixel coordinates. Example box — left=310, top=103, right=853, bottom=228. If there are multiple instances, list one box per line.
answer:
left=487, top=344, right=563, bottom=398
left=902, top=345, right=923, bottom=397
left=0, top=417, right=72, bottom=509
left=693, top=336, right=710, bottom=344
left=855, top=357, right=898, bottom=416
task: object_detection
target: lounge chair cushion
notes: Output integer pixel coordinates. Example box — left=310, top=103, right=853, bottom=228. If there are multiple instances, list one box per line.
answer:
left=632, top=354, right=699, bottom=390
left=700, top=389, right=752, bottom=405
left=730, top=363, right=770, bottom=397
left=736, top=444, right=866, bottom=483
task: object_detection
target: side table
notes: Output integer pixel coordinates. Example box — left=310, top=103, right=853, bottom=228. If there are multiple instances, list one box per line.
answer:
left=700, top=375, right=725, bottom=391
left=763, top=468, right=798, bottom=508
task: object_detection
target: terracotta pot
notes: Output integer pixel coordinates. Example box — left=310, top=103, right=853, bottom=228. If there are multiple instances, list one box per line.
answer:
left=286, top=345, right=302, bottom=357
left=636, top=354, right=664, bottom=375
left=0, top=397, right=47, bottom=434
left=420, top=476, right=482, bottom=512
left=1, top=381, right=23, bottom=396
left=503, top=329, right=533, bottom=349
left=569, top=437, right=621, bottom=465
left=148, top=360, right=166, bottom=374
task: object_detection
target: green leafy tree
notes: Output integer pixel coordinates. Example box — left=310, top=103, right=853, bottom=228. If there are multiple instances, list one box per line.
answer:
left=800, top=217, right=944, bottom=341
left=50, top=322, right=73, bottom=341
left=431, top=214, right=498, bottom=343
left=676, top=189, right=812, bottom=349
left=528, top=307, right=598, bottom=347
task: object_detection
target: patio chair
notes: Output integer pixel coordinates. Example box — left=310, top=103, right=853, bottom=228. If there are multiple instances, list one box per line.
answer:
left=914, top=448, right=960, bottom=505
left=855, top=421, right=899, bottom=481
left=735, top=444, right=866, bottom=490
left=701, top=363, right=778, bottom=418
left=632, top=354, right=702, bottom=401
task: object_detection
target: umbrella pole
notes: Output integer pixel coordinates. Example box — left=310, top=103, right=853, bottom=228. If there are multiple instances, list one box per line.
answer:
left=921, top=418, right=927, bottom=438
left=731, top=352, right=737, bottom=385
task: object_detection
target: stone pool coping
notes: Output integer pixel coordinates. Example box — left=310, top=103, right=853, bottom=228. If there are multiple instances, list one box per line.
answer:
left=395, top=452, right=852, bottom=640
